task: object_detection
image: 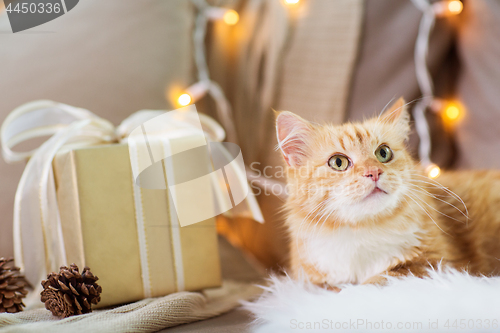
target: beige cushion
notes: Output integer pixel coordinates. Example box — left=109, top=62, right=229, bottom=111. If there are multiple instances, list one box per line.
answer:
left=347, top=0, right=456, bottom=166
left=456, top=0, right=500, bottom=168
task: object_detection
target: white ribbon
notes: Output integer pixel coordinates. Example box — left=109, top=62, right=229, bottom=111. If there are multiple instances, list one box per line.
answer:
left=1, top=100, right=263, bottom=306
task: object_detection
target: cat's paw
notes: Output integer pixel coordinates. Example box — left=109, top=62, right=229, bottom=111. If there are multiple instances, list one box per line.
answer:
left=363, top=274, right=388, bottom=285
left=315, top=282, right=341, bottom=293
left=326, top=285, right=342, bottom=293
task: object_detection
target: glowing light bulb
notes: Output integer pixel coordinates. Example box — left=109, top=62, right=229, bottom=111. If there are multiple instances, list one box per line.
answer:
left=445, top=105, right=460, bottom=120
left=178, top=93, right=192, bottom=106
left=206, top=7, right=239, bottom=25
left=426, top=164, right=441, bottom=179
left=223, top=9, right=239, bottom=25
left=284, top=0, right=300, bottom=4
left=433, top=0, right=463, bottom=17
left=448, top=0, right=463, bottom=14
left=440, top=101, right=464, bottom=126
left=176, top=81, right=210, bottom=107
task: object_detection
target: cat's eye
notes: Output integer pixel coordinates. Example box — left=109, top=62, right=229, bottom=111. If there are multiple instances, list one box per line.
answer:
left=375, top=144, right=393, bottom=163
left=328, top=154, right=350, bottom=171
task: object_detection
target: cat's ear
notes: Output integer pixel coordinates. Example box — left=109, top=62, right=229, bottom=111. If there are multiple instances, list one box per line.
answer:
left=380, top=97, right=410, bottom=136
left=381, top=97, right=408, bottom=123
left=276, top=111, right=312, bottom=168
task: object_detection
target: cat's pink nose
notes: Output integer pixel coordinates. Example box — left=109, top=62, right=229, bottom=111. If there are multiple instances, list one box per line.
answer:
left=364, top=168, right=383, bottom=181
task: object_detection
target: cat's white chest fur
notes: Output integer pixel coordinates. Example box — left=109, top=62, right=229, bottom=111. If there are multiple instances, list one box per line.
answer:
left=301, top=224, right=422, bottom=285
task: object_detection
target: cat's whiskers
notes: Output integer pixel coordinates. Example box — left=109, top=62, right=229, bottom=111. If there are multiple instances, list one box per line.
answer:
left=402, top=196, right=421, bottom=221
left=299, top=200, right=333, bottom=258
left=376, top=98, right=422, bottom=121
left=406, top=174, right=469, bottom=217
left=318, top=205, right=338, bottom=231
left=406, top=171, right=465, bottom=198
left=403, top=192, right=451, bottom=236
left=377, top=96, right=398, bottom=118
left=381, top=174, right=469, bottom=226
left=294, top=200, right=326, bottom=225
left=300, top=200, right=327, bottom=230
left=375, top=174, right=447, bottom=230
left=297, top=184, right=344, bottom=239
left=294, top=200, right=328, bottom=255
left=404, top=182, right=469, bottom=219
left=373, top=99, right=419, bottom=138
left=314, top=201, right=337, bottom=228
left=390, top=179, right=470, bottom=219
left=374, top=98, right=421, bottom=127
left=403, top=186, right=467, bottom=224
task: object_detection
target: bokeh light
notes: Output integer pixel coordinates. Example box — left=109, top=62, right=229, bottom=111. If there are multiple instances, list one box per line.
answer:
left=223, top=10, right=239, bottom=25
left=447, top=0, right=463, bottom=15
left=427, top=164, right=441, bottom=179
left=178, top=93, right=192, bottom=106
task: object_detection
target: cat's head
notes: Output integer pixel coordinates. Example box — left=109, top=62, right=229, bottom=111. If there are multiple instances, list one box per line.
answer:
left=276, top=98, right=414, bottom=225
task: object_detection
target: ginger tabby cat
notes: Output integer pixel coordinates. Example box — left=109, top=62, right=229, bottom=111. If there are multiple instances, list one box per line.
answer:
left=276, top=98, right=500, bottom=288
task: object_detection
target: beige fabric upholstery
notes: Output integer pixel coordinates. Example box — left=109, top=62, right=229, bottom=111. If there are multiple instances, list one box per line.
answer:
left=0, top=0, right=193, bottom=258
left=456, top=0, right=500, bottom=168
left=347, top=0, right=456, bottom=166
left=277, top=0, right=363, bottom=125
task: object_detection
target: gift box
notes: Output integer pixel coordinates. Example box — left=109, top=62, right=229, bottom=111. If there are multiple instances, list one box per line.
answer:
left=53, top=143, right=221, bottom=308
left=2, top=100, right=262, bottom=309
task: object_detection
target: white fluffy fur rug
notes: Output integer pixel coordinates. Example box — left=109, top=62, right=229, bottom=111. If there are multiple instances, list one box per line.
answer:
left=243, top=270, right=500, bottom=332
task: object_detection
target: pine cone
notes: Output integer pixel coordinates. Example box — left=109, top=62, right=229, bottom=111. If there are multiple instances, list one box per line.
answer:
left=41, top=264, right=101, bottom=318
left=0, top=258, right=28, bottom=313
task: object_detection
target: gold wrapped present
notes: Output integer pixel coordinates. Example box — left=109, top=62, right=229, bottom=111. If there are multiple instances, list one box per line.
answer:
left=52, top=143, right=222, bottom=307
left=2, top=101, right=262, bottom=308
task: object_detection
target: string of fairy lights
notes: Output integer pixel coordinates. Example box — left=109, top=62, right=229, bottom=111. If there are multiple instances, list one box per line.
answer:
left=175, top=0, right=299, bottom=111
left=174, top=0, right=464, bottom=182
left=411, top=0, right=463, bottom=178
left=176, top=0, right=241, bottom=143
